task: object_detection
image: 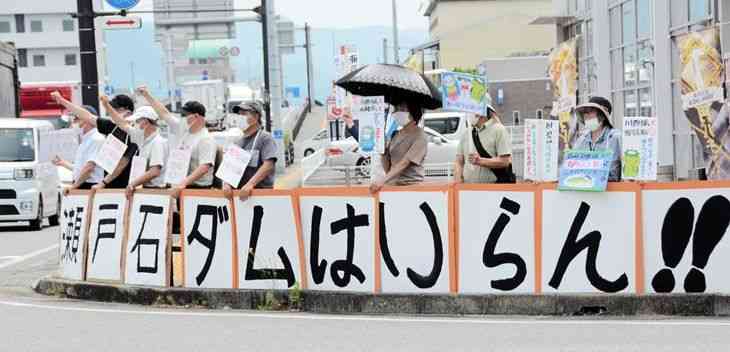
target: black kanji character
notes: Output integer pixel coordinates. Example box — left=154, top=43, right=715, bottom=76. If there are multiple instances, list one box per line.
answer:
left=187, top=204, right=229, bottom=285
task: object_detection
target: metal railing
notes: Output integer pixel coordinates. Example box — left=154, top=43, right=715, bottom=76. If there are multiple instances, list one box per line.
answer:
left=302, top=162, right=454, bottom=187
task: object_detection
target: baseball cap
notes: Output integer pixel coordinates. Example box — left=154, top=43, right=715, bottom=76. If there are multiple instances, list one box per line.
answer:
left=128, top=106, right=159, bottom=124
left=232, top=101, right=263, bottom=116
left=181, top=101, right=206, bottom=117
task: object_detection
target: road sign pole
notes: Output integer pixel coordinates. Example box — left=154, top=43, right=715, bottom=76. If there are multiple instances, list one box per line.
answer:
left=305, top=22, right=314, bottom=113
left=77, top=0, right=100, bottom=113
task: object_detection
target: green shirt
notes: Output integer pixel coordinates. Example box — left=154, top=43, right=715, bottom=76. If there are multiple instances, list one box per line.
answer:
left=457, top=118, right=512, bottom=183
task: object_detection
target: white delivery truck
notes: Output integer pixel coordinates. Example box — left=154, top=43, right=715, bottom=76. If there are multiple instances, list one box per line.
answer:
left=180, top=79, right=227, bottom=129
left=225, top=83, right=262, bottom=128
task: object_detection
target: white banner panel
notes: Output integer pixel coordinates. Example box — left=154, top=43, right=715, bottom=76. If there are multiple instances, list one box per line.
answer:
left=59, top=193, right=91, bottom=280
left=86, top=192, right=127, bottom=282
left=124, top=193, right=171, bottom=287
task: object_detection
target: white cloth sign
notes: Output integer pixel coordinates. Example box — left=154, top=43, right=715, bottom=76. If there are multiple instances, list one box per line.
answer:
left=541, top=190, right=635, bottom=293
left=59, top=193, right=91, bottom=280
left=86, top=192, right=128, bottom=282
left=125, top=193, right=172, bottom=286
left=128, top=156, right=147, bottom=186
left=622, top=117, right=658, bottom=181
left=235, top=195, right=302, bottom=289
left=523, top=119, right=559, bottom=182
left=164, top=146, right=192, bottom=185
left=379, top=191, right=451, bottom=294
left=95, top=134, right=128, bottom=174
left=299, top=195, right=375, bottom=292
left=215, top=144, right=252, bottom=187
left=458, top=190, right=535, bottom=294
left=39, top=129, right=80, bottom=163
left=182, top=195, right=235, bottom=288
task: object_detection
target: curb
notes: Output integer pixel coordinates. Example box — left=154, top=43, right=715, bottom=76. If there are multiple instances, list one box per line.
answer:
left=33, top=277, right=730, bottom=316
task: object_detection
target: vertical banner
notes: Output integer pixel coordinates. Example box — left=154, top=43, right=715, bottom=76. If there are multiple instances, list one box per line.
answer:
left=458, top=187, right=535, bottom=294
left=335, top=45, right=358, bottom=111
left=234, top=193, right=302, bottom=290
left=676, top=28, right=729, bottom=179
left=59, top=192, right=92, bottom=281
left=182, top=192, right=235, bottom=289
left=124, top=192, right=172, bottom=287
left=440, top=71, right=489, bottom=114
left=352, top=96, right=385, bottom=153
left=622, top=117, right=658, bottom=181
left=524, top=119, right=560, bottom=182
left=379, top=189, right=451, bottom=294
left=548, top=38, right=579, bottom=153
left=542, top=188, right=636, bottom=294
left=299, top=191, right=376, bottom=292
left=86, top=191, right=128, bottom=283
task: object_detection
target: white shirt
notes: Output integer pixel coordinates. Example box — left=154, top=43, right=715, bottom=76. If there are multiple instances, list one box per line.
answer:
left=129, top=128, right=168, bottom=188
left=164, top=114, right=216, bottom=187
left=73, top=128, right=104, bottom=184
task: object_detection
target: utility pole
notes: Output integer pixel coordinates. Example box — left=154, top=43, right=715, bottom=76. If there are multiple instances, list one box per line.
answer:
left=257, top=0, right=284, bottom=172
left=165, top=33, right=176, bottom=111
left=76, top=0, right=100, bottom=113
left=129, top=61, right=136, bottom=91
left=391, top=0, right=399, bottom=64
left=257, top=2, right=271, bottom=131
left=382, top=38, right=388, bottom=64
left=304, top=22, right=314, bottom=112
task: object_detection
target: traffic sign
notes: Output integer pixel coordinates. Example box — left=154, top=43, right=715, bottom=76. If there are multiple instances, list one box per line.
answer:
left=230, top=47, right=240, bottom=57
left=102, top=16, right=142, bottom=30
left=105, top=0, right=140, bottom=10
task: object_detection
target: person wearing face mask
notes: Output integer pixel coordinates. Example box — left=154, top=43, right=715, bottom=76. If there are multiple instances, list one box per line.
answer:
left=221, top=102, right=277, bottom=201
left=100, top=96, right=168, bottom=199
left=136, top=86, right=216, bottom=197
left=455, top=102, right=514, bottom=184
left=573, top=96, right=622, bottom=181
left=52, top=105, right=105, bottom=193
left=369, top=98, right=428, bottom=193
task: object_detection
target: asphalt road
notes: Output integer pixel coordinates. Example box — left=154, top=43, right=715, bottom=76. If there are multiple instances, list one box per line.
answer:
left=2, top=223, right=730, bottom=351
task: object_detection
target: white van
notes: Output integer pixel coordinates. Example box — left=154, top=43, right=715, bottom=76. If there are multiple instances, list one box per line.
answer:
left=0, top=118, right=61, bottom=230
left=422, top=112, right=469, bottom=141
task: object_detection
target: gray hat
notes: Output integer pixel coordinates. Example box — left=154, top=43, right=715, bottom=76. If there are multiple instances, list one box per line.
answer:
left=233, top=101, right=263, bottom=116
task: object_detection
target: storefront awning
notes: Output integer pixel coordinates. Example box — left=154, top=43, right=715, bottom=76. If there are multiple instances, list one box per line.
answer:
left=529, top=16, right=575, bottom=25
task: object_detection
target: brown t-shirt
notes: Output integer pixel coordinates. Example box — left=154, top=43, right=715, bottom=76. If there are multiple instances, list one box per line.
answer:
left=384, top=126, right=428, bottom=185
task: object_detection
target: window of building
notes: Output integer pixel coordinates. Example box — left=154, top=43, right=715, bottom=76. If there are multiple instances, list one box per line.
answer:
left=512, top=111, right=520, bottom=125
left=689, top=0, right=710, bottom=22
left=32, top=54, right=45, bottom=67
left=609, top=0, right=653, bottom=122
left=15, top=14, right=24, bottom=33
left=17, top=49, right=27, bottom=68
left=30, top=20, right=42, bottom=32
left=536, top=109, right=544, bottom=119
left=0, top=21, right=9, bottom=33
left=63, top=19, right=75, bottom=32
left=198, top=58, right=208, bottom=64
left=65, top=54, right=76, bottom=66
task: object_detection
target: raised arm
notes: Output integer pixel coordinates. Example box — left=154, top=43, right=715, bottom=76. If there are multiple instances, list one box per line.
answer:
left=51, top=91, right=97, bottom=127
left=100, top=95, right=131, bottom=131
left=137, top=86, right=174, bottom=123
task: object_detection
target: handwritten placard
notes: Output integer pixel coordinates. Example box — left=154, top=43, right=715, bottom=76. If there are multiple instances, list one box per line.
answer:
left=524, top=119, right=559, bottom=182
left=164, top=147, right=192, bottom=186
left=95, top=135, right=128, bottom=174
left=558, top=150, right=612, bottom=192
left=353, top=96, right=385, bottom=153
left=215, top=144, right=252, bottom=186
left=39, top=129, right=79, bottom=163
left=440, top=71, right=488, bottom=115
left=622, top=117, right=658, bottom=181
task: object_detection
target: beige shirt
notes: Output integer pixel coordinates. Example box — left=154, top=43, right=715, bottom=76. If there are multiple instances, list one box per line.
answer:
left=457, top=118, right=512, bottom=183
left=384, top=126, right=428, bottom=185
left=165, top=114, right=216, bottom=187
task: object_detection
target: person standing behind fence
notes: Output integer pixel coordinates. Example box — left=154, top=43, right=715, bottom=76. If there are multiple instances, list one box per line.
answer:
left=369, top=98, right=428, bottom=193
left=99, top=95, right=168, bottom=198
left=136, top=86, right=216, bottom=197
left=572, top=96, right=622, bottom=182
left=222, top=102, right=277, bottom=201
left=51, top=104, right=104, bottom=192
left=454, top=102, right=514, bottom=184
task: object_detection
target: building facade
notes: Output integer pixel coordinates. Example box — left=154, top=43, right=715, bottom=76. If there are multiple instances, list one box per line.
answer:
left=420, top=0, right=556, bottom=70
left=0, top=0, right=107, bottom=85
left=538, top=0, right=730, bottom=179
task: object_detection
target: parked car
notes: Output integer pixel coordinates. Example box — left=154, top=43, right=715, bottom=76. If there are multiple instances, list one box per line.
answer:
left=301, top=129, right=329, bottom=159
left=422, top=111, right=469, bottom=141
left=0, top=118, right=61, bottom=230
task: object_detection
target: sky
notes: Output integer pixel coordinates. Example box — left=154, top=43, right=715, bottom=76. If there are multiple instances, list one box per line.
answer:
left=104, top=0, right=429, bottom=30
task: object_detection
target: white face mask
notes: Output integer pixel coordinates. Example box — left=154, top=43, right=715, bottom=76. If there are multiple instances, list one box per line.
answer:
left=585, top=118, right=601, bottom=132
left=237, top=116, right=250, bottom=130
left=392, top=111, right=411, bottom=127
left=469, top=115, right=482, bottom=126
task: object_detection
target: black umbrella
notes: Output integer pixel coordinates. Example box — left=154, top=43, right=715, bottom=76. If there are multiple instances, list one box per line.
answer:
left=335, top=64, right=442, bottom=110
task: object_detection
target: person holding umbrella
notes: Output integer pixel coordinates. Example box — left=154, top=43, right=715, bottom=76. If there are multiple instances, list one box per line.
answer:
left=335, top=63, right=442, bottom=193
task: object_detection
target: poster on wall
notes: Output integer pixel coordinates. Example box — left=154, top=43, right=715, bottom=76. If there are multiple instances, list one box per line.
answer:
left=548, top=38, right=579, bottom=153
left=182, top=194, right=235, bottom=289
left=352, top=96, right=385, bottom=153
left=622, top=117, right=658, bottom=181
left=86, top=191, right=128, bottom=283
left=558, top=150, right=612, bottom=192
left=675, top=28, right=729, bottom=180
left=124, top=192, right=172, bottom=287
left=523, top=119, right=560, bottom=182
left=59, top=193, right=92, bottom=281
left=235, top=195, right=302, bottom=290
left=440, top=71, right=489, bottom=115
left=299, top=195, right=375, bottom=292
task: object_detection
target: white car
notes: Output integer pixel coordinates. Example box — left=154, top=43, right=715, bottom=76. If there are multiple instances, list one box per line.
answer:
left=301, top=129, right=330, bottom=158
left=422, top=111, right=469, bottom=141
left=0, top=118, right=61, bottom=230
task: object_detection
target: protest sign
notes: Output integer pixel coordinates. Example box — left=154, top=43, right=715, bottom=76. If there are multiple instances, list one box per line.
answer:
left=558, top=150, right=612, bottom=192
left=440, top=71, right=488, bottom=114
left=95, top=134, right=128, bottom=174
left=352, top=96, right=385, bottom=153
left=164, top=146, right=192, bottom=185
left=128, top=156, right=147, bottom=186
left=523, top=119, right=559, bottom=182
left=622, top=117, right=658, bottom=181
left=215, top=144, right=252, bottom=186
left=38, top=129, right=79, bottom=163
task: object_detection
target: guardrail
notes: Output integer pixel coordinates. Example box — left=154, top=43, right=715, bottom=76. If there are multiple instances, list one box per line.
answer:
left=302, top=162, right=454, bottom=187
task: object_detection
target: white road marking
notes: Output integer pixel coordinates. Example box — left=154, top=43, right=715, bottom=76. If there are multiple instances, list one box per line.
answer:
left=0, top=244, right=58, bottom=270
left=1, top=299, right=730, bottom=327
left=0, top=256, right=21, bottom=260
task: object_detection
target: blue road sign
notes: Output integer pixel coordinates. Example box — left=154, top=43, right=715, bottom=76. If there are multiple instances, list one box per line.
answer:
left=105, top=0, right=140, bottom=10
left=273, top=129, right=283, bottom=139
